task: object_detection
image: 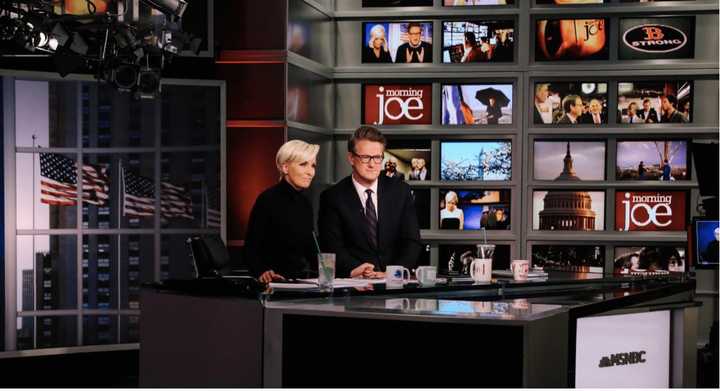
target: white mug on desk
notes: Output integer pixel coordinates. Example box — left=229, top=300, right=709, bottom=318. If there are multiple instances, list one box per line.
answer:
left=386, top=265, right=411, bottom=288
left=470, top=258, right=492, bottom=283
left=511, top=259, right=530, bottom=281
left=415, top=266, right=437, bottom=286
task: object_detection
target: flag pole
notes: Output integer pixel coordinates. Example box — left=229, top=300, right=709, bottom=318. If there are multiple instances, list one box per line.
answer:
left=32, top=134, right=36, bottom=317
left=117, top=160, right=122, bottom=313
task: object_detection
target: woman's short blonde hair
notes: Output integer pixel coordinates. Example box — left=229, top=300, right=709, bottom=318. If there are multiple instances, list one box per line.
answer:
left=367, top=24, right=388, bottom=51
left=445, top=191, right=458, bottom=204
left=276, top=139, right=320, bottom=176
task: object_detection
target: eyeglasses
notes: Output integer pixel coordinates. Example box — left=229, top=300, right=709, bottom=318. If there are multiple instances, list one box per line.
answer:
left=352, top=152, right=383, bottom=164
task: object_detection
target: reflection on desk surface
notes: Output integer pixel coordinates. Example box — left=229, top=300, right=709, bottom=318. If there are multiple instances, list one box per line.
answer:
left=348, top=298, right=563, bottom=321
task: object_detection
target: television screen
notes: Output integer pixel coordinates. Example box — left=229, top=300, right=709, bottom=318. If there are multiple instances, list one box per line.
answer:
left=442, top=21, right=515, bottom=63
left=620, top=0, right=692, bottom=2
left=615, top=191, right=687, bottom=232
left=439, top=244, right=511, bottom=275
left=363, top=0, right=433, bottom=6
left=535, top=18, right=608, bottom=61
left=619, top=17, right=695, bottom=60
left=533, top=190, right=605, bottom=230
left=384, top=140, right=431, bottom=181
left=694, top=219, right=719, bottom=266
left=444, top=0, right=515, bottom=4
left=439, top=189, right=511, bottom=230
left=616, top=140, right=689, bottom=181
left=615, top=246, right=686, bottom=273
left=533, top=140, right=606, bottom=180
left=363, top=84, right=433, bottom=125
left=441, top=141, right=512, bottom=181
left=362, top=22, right=433, bottom=63
left=441, top=84, right=514, bottom=125
left=617, top=81, right=693, bottom=124
left=691, top=142, right=719, bottom=197
left=411, top=189, right=431, bottom=229
left=533, top=82, right=608, bottom=125
left=536, top=0, right=604, bottom=3
left=532, top=245, right=605, bottom=273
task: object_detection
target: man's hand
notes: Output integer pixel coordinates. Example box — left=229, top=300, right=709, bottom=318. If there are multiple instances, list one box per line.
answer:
left=350, top=263, right=376, bottom=278
left=259, top=270, right=286, bottom=284
left=368, top=271, right=385, bottom=279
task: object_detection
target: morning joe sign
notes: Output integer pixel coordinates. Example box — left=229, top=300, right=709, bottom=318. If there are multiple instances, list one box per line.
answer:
left=363, top=84, right=433, bottom=126
left=575, top=310, right=670, bottom=388
left=615, top=191, right=687, bottom=232
left=619, top=16, right=695, bottom=60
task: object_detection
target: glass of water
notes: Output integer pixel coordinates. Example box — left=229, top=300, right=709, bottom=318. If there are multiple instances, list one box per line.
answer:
left=317, top=253, right=336, bottom=292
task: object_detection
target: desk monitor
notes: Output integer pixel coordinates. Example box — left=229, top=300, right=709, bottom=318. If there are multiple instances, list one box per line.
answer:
left=692, top=218, right=719, bottom=268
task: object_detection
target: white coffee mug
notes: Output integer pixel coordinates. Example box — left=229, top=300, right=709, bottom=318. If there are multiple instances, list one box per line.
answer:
left=511, top=259, right=530, bottom=281
left=469, top=258, right=492, bottom=283
left=386, top=265, right=411, bottom=287
left=415, top=266, right=437, bottom=286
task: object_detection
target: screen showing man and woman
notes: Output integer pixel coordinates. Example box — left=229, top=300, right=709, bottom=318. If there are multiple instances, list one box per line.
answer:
left=695, top=219, right=719, bottom=266
left=442, top=84, right=513, bottom=125
left=532, top=245, right=605, bottom=273
left=536, top=18, right=608, bottom=61
left=614, top=246, right=686, bottom=273
left=362, top=22, right=433, bottom=63
left=533, top=190, right=605, bottom=231
left=533, top=82, right=608, bottom=125
left=616, top=140, right=688, bottom=181
left=439, top=189, right=511, bottom=230
left=363, top=0, right=433, bottom=6
left=383, top=140, right=432, bottom=181
left=533, top=140, right=606, bottom=181
left=444, top=0, right=514, bottom=5
left=617, top=81, right=693, bottom=124
left=439, top=244, right=511, bottom=275
left=441, top=141, right=512, bottom=181
left=442, top=21, right=514, bottom=63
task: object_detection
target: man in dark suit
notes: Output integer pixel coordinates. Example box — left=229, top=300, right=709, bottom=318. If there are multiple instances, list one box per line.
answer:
left=319, top=126, right=422, bottom=278
left=394, top=22, right=432, bottom=63
left=581, top=98, right=605, bottom=124
left=557, top=95, right=583, bottom=124
left=638, top=98, right=659, bottom=123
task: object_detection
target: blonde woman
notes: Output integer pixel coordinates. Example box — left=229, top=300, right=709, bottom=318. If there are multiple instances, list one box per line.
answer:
left=363, top=24, right=393, bottom=63
left=244, top=140, right=320, bottom=283
left=440, top=191, right=464, bottom=230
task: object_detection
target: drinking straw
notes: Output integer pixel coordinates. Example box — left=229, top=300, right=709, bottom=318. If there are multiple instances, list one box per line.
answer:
left=312, top=230, right=322, bottom=255
left=482, top=227, right=487, bottom=244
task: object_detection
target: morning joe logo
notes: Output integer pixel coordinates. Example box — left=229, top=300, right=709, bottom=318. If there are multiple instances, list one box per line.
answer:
left=363, top=84, right=432, bottom=126
left=622, top=24, right=687, bottom=54
left=615, top=191, right=686, bottom=232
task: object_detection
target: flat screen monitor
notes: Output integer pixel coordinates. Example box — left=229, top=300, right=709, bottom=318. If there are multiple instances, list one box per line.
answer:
left=441, top=140, right=512, bottom=181
left=614, top=246, right=686, bottom=273
left=616, top=140, right=689, bottom=181
left=362, top=22, right=433, bottom=64
left=444, top=0, right=515, bottom=5
left=533, top=190, right=605, bottom=231
left=692, top=218, right=719, bottom=268
left=617, top=80, right=693, bottom=124
left=619, top=16, right=695, bottom=60
left=442, top=21, right=515, bottom=63
left=535, top=18, right=609, bottom=61
left=691, top=142, right=719, bottom=197
left=532, top=245, right=605, bottom=273
left=441, top=84, right=514, bottom=125
left=533, top=82, right=608, bottom=125
left=533, top=140, right=606, bottom=180
left=439, top=189, right=511, bottom=230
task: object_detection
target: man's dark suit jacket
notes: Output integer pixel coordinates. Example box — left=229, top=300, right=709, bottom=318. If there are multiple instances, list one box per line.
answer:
left=318, top=175, right=422, bottom=277
left=394, top=42, right=432, bottom=63
left=638, top=108, right=659, bottom=123
left=557, top=114, right=575, bottom=124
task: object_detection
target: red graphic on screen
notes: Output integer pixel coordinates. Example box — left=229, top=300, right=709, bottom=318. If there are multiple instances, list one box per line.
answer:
left=363, top=84, right=432, bottom=125
left=615, top=191, right=686, bottom=231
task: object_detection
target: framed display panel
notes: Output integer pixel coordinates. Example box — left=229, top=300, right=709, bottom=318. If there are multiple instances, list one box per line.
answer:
left=616, top=80, right=693, bottom=124
left=614, top=190, right=688, bottom=232
left=535, top=0, right=605, bottom=4
left=691, top=217, right=719, bottom=268
left=531, top=244, right=605, bottom=273
left=615, top=139, right=690, bottom=181
left=532, top=81, right=609, bottom=126
left=438, top=243, right=512, bottom=276
left=614, top=245, right=687, bottom=273
left=384, top=139, right=432, bottom=181
left=534, top=17, right=610, bottom=61
left=362, top=83, right=433, bottom=126
left=361, top=21, right=434, bottom=64
left=533, top=140, right=607, bottom=181
left=362, top=0, right=434, bottom=6
left=441, top=20, right=515, bottom=63
left=443, top=0, right=516, bottom=6
left=618, top=16, right=695, bottom=60
left=440, top=140, right=512, bottom=181
left=439, top=189, right=512, bottom=231
left=532, top=190, right=606, bottom=231
left=441, top=83, right=515, bottom=126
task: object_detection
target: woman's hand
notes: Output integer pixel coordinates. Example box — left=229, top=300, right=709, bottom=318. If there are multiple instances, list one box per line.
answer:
left=259, top=270, right=286, bottom=284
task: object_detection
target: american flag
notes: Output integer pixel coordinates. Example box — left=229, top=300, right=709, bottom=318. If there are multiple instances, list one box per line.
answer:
left=122, top=166, right=193, bottom=219
left=122, top=167, right=155, bottom=217
left=40, top=153, right=109, bottom=206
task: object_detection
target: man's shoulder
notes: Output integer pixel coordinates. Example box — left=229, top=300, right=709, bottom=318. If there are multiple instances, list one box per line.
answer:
left=321, top=176, right=353, bottom=199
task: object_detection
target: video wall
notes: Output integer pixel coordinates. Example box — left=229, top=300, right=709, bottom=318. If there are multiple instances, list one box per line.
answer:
left=327, top=0, right=717, bottom=274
